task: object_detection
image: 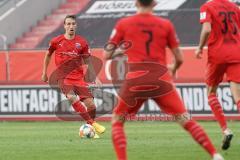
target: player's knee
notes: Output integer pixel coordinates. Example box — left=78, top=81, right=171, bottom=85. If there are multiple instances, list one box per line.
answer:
left=67, top=94, right=79, bottom=104
left=112, top=114, right=125, bottom=124
left=230, top=82, right=240, bottom=102
left=207, top=86, right=218, bottom=96
left=83, top=98, right=95, bottom=108
left=174, top=113, right=191, bottom=126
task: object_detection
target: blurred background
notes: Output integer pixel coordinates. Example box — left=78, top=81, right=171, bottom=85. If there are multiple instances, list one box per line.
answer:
left=0, top=0, right=239, bottom=121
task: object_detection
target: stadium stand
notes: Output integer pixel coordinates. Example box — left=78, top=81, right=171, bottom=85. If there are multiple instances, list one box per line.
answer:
left=0, top=0, right=21, bottom=49
left=2, top=0, right=240, bottom=49
left=0, top=0, right=66, bottom=49
left=38, top=0, right=206, bottom=48
left=5, top=0, right=240, bottom=49
left=0, top=0, right=7, bottom=6
left=9, top=0, right=91, bottom=49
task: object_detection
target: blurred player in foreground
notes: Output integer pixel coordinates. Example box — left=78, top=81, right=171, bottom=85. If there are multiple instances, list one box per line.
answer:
left=196, top=0, right=240, bottom=150
left=41, top=15, right=105, bottom=138
left=104, top=0, right=224, bottom=159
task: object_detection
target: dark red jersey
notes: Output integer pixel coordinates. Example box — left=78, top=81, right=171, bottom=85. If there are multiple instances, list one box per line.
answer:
left=109, top=13, right=179, bottom=65
left=48, top=35, right=90, bottom=80
left=200, top=0, right=240, bottom=63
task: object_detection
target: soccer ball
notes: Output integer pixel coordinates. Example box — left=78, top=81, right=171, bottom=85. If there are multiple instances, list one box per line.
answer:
left=79, top=124, right=95, bottom=138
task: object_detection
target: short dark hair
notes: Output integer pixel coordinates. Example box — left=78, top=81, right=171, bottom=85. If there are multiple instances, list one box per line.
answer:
left=137, top=0, right=153, bottom=7
left=64, top=15, right=76, bottom=24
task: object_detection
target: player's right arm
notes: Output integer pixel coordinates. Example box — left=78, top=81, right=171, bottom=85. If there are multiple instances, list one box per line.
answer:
left=196, top=22, right=211, bottom=59
left=41, top=39, right=56, bottom=82
left=104, top=20, right=125, bottom=60
left=104, top=43, right=125, bottom=59
left=196, top=4, right=212, bottom=59
left=41, top=51, right=53, bottom=82
left=238, top=5, right=240, bottom=27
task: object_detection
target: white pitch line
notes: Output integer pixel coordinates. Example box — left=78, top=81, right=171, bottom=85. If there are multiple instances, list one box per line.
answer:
left=0, top=0, right=28, bottom=21
left=0, top=7, right=15, bottom=21
left=16, top=0, right=27, bottom=7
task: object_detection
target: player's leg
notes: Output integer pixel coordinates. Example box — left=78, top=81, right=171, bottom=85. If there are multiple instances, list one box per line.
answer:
left=58, top=79, right=94, bottom=124
left=71, top=79, right=106, bottom=135
left=112, top=112, right=127, bottom=160
left=82, top=98, right=106, bottom=134
left=206, top=63, right=228, bottom=132
left=67, top=93, right=101, bottom=138
left=175, top=113, right=224, bottom=160
left=206, top=63, right=233, bottom=150
left=153, top=90, right=223, bottom=159
left=66, top=91, right=94, bottom=124
left=82, top=98, right=96, bottom=119
left=229, top=82, right=240, bottom=111
left=209, top=84, right=234, bottom=150
left=207, top=85, right=228, bottom=132
left=226, top=63, right=240, bottom=112
left=175, top=113, right=223, bottom=159
left=112, top=99, right=144, bottom=160
left=217, top=62, right=240, bottom=148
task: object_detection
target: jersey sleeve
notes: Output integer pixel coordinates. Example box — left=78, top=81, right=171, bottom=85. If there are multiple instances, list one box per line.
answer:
left=200, top=4, right=212, bottom=24
left=48, top=38, right=57, bottom=55
left=82, top=41, right=91, bottom=58
left=167, top=21, right=180, bottom=49
left=108, top=20, right=124, bottom=45
left=238, top=7, right=240, bottom=25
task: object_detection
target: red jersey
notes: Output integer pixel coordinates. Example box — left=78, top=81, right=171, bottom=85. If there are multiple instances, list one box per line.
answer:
left=109, top=13, right=179, bottom=65
left=48, top=35, right=90, bottom=80
left=200, top=0, right=240, bottom=63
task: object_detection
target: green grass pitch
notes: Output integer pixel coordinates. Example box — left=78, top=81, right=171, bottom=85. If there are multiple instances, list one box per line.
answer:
left=0, top=121, right=239, bottom=160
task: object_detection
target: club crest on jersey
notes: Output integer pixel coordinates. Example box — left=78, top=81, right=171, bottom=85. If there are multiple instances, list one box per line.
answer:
left=75, top=43, right=81, bottom=49
left=200, top=12, right=207, bottom=20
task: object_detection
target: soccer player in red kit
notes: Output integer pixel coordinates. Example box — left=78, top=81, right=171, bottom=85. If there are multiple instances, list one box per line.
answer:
left=104, top=0, right=224, bottom=160
left=196, top=0, right=240, bottom=150
left=41, top=15, right=105, bottom=138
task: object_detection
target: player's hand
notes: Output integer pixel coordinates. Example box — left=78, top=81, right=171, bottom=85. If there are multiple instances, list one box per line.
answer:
left=167, top=64, right=177, bottom=78
left=195, top=47, right=203, bottom=59
left=41, top=73, right=48, bottom=82
left=112, top=48, right=124, bottom=58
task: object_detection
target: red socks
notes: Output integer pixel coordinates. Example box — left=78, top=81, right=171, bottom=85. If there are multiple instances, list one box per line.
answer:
left=208, top=94, right=227, bottom=131
left=72, top=100, right=94, bottom=124
left=184, top=120, right=216, bottom=157
left=87, top=105, right=96, bottom=120
left=112, top=121, right=127, bottom=160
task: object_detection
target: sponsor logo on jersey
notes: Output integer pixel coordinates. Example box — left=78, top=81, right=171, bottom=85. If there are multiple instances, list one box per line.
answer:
left=60, top=51, right=79, bottom=57
left=75, top=43, right=81, bottom=49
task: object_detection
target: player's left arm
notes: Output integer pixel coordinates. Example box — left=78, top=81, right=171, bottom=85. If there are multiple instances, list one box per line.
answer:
left=84, top=57, right=102, bottom=86
left=82, top=44, right=102, bottom=86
